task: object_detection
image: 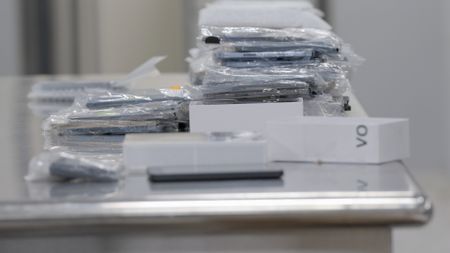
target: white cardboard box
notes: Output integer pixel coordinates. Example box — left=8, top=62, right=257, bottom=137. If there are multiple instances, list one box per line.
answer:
left=124, top=132, right=267, bottom=171
left=266, top=117, right=409, bottom=164
left=189, top=100, right=303, bottom=133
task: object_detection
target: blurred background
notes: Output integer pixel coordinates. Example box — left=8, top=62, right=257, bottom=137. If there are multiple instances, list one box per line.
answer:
left=0, top=0, right=449, bottom=252
left=1, top=0, right=449, bottom=171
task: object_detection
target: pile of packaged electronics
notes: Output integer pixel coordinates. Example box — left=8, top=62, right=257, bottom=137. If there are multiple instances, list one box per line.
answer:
left=26, top=57, right=196, bottom=183
left=188, top=0, right=361, bottom=116
left=26, top=1, right=398, bottom=188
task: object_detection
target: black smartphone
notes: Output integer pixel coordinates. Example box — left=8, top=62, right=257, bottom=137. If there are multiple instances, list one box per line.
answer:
left=148, top=165, right=283, bottom=183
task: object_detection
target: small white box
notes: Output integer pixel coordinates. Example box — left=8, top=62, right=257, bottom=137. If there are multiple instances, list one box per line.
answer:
left=124, top=132, right=267, bottom=171
left=189, top=100, right=303, bottom=133
left=266, top=117, right=409, bottom=164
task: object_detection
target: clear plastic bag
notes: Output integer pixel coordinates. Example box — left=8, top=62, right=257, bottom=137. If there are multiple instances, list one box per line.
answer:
left=214, top=49, right=326, bottom=69
left=204, top=86, right=310, bottom=100
left=26, top=151, right=124, bottom=182
left=26, top=180, right=122, bottom=200
left=28, top=100, right=75, bottom=118
left=48, top=120, right=180, bottom=136
left=44, top=134, right=124, bottom=154
left=83, top=87, right=198, bottom=110
left=199, top=63, right=351, bottom=98
left=303, top=95, right=351, bottom=117
left=199, top=27, right=341, bottom=51
left=200, top=83, right=310, bottom=104
left=207, top=131, right=264, bottom=142
left=27, top=56, right=166, bottom=105
left=28, top=80, right=124, bottom=103
left=187, top=48, right=215, bottom=86
left=197, top=27, right=363, bottom=69
left=201, top=65, right=316, bottom=86
left=43, top=91, right=190, bottom=135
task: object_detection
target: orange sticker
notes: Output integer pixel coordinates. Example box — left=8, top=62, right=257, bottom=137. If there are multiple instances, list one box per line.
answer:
left=169, top=85, right=182, bottom=90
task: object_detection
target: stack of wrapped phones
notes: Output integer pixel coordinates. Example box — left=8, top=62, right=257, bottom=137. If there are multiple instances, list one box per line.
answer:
left=188, top=1, right=362, bottom=116
left=26, top=56, right=197, bottom=183
left=44, top=89, right=193, bottom=136
left=25, top=1, right=365, bottom=184
left=27, top=88, right=194, bottom=183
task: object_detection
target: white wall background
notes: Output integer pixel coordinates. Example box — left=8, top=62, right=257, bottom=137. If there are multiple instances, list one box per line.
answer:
left=328, top=0, right=449, bottom=170
left=0, top=0, right=21, bottom=75
left=90, top=0, right=186, bottom=73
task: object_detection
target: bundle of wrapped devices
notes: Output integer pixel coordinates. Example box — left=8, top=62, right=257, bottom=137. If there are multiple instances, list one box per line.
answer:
left=43, top=88, right=193, bottom=136
left=26, top=1, right=368, bottom=184
left=28, top=87, right=194, bottom=183
left=188, top=0, right=362, bottom=116
left=27, top=149, right=124, bottom=183
left=27, top=58, right=193, bottom=183
left=26, top=130, right=127, bottom=183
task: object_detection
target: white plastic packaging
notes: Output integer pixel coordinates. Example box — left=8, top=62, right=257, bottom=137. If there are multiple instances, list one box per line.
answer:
left=199, top=1, right=331, bottom=30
